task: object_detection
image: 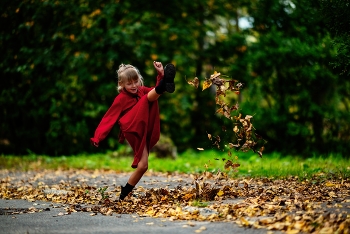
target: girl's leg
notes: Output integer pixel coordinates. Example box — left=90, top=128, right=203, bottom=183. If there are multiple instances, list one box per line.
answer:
left=127, top=145, right=149, bottom=185
left=147, top=88, right=161, bottom=102
left=119, top=146, right=149, bottom=200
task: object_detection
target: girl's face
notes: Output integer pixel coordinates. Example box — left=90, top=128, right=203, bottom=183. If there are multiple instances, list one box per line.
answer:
left=123, top=79, right=140, bottom=94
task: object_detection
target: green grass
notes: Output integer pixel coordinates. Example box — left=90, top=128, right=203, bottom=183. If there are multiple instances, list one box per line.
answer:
left=1, top=150, right=349, bottom=180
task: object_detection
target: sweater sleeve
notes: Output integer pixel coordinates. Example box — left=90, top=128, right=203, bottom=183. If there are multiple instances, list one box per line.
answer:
left=90, top=96, right=124, bottom=146
left=156, top=73, right=163, bottom=86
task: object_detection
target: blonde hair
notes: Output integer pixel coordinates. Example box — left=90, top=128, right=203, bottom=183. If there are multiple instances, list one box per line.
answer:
left=116, top=64, right=144, bottom=92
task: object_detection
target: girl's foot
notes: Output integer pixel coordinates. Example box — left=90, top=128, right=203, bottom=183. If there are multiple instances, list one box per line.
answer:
left=163, top=63, right=176, bottom=93
left=119, top=183, right=134, bottom=200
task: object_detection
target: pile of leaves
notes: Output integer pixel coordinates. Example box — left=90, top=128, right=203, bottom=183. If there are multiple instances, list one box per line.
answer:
left=1, top=169, right=349, bottom=233
left=187, top=72, right=267, bottom=167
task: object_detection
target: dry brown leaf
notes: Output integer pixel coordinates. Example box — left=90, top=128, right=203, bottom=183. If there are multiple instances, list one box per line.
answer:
left=187, top=77, right=199, bottom=89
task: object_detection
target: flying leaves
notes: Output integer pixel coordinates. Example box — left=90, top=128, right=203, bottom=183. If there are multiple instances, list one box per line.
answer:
left=187, top=70, right=267, bottom=158
left=224, top=160, right=240, bottom=170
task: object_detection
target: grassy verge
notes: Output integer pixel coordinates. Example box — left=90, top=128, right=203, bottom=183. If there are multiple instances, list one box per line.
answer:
left=1, top=150, right=349, bottom=180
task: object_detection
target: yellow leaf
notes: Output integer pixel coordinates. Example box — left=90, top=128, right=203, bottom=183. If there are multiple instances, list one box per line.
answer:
left=210, top=71, right=221, bottom=79
left=217, top=190, right=224, bottom=197
left=183, top=193, right=195, bottom=201
left=146, top=209, right=155, bottom=216
left=176, top=206, right=182, bottom=213
left=216, top=108, right=224, bottom=114
left=239, top=217, right=250, bottom=226
left=197, top=148, right=204, bottom=151
left=325, top=182, right=335, bottom=187
left=202, top=79, right=212, bottom=91
left=234, top=113, right=242, bottom=120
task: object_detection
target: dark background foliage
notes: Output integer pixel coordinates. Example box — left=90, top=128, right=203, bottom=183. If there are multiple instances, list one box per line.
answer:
left=1, top=0, right=349, bottom=156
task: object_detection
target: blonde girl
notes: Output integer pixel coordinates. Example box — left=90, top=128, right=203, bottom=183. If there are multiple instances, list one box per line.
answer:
left=90, top=61, right=176, bottom=200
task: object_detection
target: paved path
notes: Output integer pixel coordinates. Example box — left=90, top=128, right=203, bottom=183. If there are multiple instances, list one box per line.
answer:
left=0, top=199, right=275, bottom=234
left=0, top=170, right=281, bottom=234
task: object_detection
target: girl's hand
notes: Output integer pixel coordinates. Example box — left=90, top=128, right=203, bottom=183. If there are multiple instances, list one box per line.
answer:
left=153, top=61, right=164, bottom=77
left=90, top=138, right=99, bottom=147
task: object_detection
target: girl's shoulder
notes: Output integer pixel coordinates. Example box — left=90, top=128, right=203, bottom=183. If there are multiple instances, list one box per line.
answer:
left=113, top=92, right=129, bottom=102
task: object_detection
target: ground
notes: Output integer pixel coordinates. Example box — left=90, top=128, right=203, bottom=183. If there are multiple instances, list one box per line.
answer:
left=0, top=169, right=349, bottom=233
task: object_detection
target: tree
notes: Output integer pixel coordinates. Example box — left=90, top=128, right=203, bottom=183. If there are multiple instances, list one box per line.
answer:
left=320, top=0, right=350, bottom=76
left=241, top=0, right=349, bottom=155
left=1, top=0, right=348, bottom=156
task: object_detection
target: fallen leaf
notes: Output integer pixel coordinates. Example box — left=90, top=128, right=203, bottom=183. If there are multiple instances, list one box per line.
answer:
left=217, top=190, right=224, bottom=197
left=325, top=182, right=335, bottom=187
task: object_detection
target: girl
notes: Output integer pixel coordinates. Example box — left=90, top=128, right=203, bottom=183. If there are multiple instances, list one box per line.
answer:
left=90, top=61, right=176, bottom=200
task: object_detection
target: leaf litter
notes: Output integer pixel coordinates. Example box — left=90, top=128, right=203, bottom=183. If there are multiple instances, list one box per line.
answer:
left=1, top=169, right=349, bottom=233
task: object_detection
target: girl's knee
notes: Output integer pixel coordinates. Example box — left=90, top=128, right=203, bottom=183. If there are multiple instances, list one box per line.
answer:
left=137, top=163, right=148, bottom=173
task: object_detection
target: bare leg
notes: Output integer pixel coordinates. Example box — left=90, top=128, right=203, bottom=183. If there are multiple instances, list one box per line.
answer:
left=127, top=145, right=149, bottom=186
left=147, top=88, right=161, bottom=102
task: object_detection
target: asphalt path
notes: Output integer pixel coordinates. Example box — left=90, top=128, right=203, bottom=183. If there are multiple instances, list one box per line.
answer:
left=0, top=170, right=282, bottom=234
left=0, top=199, right=278, bottom=234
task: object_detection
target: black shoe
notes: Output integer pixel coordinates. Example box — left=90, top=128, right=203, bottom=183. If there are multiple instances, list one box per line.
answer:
left=119, top=186, right=128, bottom=200
left=119, top=183, right=134, bottom=200
left=163, top=63, right=176, bottom=93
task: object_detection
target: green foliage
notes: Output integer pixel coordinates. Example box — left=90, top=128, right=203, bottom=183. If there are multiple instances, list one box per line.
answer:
left=97, top=186, right=109, bottom=200
left=0, top=0, right=349, bottom=156
left=319, top=0, right=350, bottom=76
left=241, top=0, right=350, bottom=155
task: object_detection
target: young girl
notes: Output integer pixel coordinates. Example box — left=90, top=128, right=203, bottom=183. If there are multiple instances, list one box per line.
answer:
left=90, top=61, right=176, bottom=200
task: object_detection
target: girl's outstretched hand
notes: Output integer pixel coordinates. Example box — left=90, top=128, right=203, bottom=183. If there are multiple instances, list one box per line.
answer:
left=153, top=61, right=164, bottom=77
left=90, top=138, right=99, bottom=147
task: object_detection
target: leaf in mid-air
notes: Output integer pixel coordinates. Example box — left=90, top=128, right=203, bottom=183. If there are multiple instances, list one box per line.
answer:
left=187, top=77, right=199, bottom=89
left=202, top=79, right=212, bottom=91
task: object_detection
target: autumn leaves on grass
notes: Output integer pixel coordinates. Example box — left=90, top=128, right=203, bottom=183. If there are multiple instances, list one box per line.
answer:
left=186, top=71, right=267, bottom=170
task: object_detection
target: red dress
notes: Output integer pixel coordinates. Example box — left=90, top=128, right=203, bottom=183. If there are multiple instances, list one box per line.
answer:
left=90, top=75, right=161, bottom=168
